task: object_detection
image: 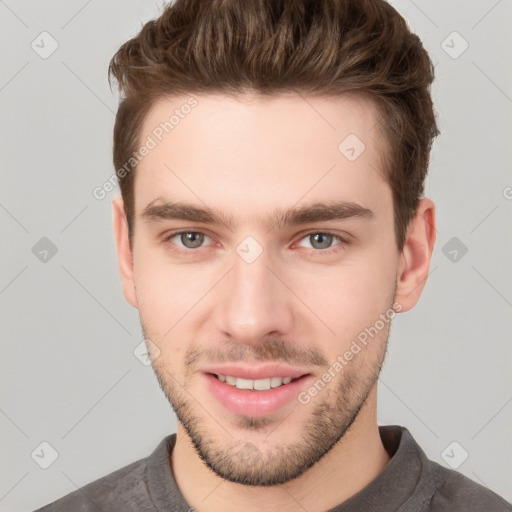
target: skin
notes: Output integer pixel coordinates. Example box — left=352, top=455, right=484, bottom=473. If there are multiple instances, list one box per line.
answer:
left=112, top=92, right=436, bottom=512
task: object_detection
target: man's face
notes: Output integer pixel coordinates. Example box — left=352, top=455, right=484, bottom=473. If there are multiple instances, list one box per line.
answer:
left=125, top=92, right=401, bottom=485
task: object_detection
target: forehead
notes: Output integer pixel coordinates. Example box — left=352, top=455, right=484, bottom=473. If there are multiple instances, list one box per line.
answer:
left=134, top=92, right=390, bottom=222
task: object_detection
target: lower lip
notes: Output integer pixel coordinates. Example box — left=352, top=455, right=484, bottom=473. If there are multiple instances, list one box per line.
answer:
left=204, top=373, right=310, bottom=418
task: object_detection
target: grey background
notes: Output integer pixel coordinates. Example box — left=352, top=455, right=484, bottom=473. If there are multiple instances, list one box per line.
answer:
left=1, top=1, right=511, bottom=510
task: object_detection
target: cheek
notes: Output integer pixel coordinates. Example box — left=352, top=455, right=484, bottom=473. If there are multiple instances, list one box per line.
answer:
left=347, top=261, right=395, bottom=314
left=288, top=256, right=395, bottom=346
left=132, top=248, right=186, bottom=334
left=133, top=243, right=219, bottom=367
left=134, top=265, right=191, bottom=373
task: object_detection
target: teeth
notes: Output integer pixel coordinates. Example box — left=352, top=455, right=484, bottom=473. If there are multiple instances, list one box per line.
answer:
left=270, top=376, right=282, bottom=388
left=217, top=375, right=295, bottom=390
left=236, top=378, right=253, bottom=390
left=254, top=378, right=271, bottom=391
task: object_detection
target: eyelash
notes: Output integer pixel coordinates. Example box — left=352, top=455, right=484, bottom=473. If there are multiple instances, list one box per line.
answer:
left=163, top=230, right=348, bottom=257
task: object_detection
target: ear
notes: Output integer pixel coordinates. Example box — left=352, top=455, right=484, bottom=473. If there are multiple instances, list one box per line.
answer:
left=394, top=198, right=436, bottom=313
left=112, top=195, right=137, bottom=308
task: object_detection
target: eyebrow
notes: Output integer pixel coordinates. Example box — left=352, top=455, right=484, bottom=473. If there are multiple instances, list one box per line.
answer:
left=141, top=198, right=374, bottom=231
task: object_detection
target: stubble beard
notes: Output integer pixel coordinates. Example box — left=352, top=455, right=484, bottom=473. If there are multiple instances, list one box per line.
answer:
left=149, top=328, right=390, bottom=487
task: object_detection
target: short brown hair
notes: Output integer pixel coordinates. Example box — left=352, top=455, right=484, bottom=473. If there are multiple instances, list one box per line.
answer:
left=108, top=0, right=439, bottom=251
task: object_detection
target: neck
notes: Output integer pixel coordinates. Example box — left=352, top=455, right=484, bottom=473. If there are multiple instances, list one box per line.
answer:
left=170, top=387, right=390, bottom=512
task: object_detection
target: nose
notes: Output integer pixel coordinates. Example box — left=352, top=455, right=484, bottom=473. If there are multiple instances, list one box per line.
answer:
left=215, top=246, right=295, bottom=346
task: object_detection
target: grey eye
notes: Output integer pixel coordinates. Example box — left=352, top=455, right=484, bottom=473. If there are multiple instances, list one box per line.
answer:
left=308, top=233, right=334, bottom=250
left=180, top=232, right=205, bottom=249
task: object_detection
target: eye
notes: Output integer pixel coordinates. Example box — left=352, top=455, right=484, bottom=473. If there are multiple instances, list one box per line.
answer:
left=295, top=232, right=347, bottom=255
left=164, top=230, right=212, bottom=252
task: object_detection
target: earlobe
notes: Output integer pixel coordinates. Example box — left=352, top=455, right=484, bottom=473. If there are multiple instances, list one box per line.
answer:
left=394, top=198, right=436, bottom=313
left=112, top=195, right=138, bottom=308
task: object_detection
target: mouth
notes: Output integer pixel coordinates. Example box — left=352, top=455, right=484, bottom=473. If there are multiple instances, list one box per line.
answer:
left=201, top=365, right=312, bottom=418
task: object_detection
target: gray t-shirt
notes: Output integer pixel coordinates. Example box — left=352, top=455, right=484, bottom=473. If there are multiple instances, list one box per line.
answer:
left=34, top=425, right=511, bottom=511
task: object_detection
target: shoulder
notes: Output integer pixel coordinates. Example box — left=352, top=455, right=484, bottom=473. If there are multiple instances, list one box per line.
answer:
left=33, top=454, right=153, bottom=512
left=378, top=425, right=511, bottom=512
left=428, top=461, right=512, bottom=512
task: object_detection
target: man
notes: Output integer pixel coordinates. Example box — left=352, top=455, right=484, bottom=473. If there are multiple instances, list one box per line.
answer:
left=36, top=0, right=511, bottom=510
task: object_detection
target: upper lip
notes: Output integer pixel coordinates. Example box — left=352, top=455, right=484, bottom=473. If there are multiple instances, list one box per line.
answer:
left=201, top=363, right=311, bottom=380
